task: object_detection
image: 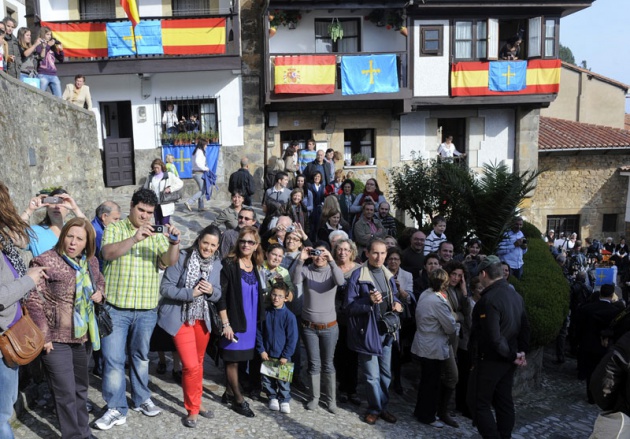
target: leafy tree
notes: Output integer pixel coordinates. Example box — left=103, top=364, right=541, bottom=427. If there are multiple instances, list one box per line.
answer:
left=559, top=43, right=575, bottom=65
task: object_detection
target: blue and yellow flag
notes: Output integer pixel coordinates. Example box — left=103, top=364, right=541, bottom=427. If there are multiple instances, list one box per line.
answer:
left=489, top=61, right=526, bottom=92
left=594, top=267, right=616, bottom=287
left=106, top=21, right=163, bottom=57
left=162, top=144, right=220, bottom=179
left=341, top=54, right=399, bottom=96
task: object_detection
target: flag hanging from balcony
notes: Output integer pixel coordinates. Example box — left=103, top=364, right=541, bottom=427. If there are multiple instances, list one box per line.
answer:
left=162, top=18, right=226, bottom=55
left=121, top=0, right=140, bottom=27
left=489, top=61, right=526, bottom=92
left=41, top=22, right=108, bottom=58
left=341, top=54, right=399, bottom=96
left=594, top=267, right=616, bottom=286
left=451, top=59, right=561, bottom=96
left=106, top=21, right=163, bottom=57
left=274, top=55, right=336, bottom=94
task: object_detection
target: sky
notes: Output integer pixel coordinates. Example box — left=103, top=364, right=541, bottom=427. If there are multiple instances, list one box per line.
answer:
left=560, top=0, right=630, bottom=113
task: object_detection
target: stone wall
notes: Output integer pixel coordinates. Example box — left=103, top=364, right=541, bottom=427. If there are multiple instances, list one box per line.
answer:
left=527, top=152, right=630, bottom=240
left=0, top=73, right=106, bottom=220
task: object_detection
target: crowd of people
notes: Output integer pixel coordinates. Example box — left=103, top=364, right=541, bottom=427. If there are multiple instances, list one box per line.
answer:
left=0, top=142, right=534, bottom=439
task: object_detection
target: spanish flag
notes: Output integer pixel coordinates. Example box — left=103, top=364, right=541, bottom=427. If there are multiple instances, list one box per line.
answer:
left=121, top=0, right=140, bottom=27
left=274, top=55, right=336, bottom=94
left=451, top=59, right=561, bottom=97
left=162, top=18, right=226, bottom=55
left=41, top=22, right=108, bottom=58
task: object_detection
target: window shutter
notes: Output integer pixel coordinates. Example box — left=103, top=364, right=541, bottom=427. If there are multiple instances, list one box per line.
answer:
left=487, top=18, right=499, bottom=60
left=528, top=17, right=542, bottom=58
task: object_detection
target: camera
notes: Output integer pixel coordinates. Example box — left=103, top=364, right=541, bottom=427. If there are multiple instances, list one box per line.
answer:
left=42, top=196, right=62, bottom=204
left=285, top=225, right=295, bottom=233
left=151, top=225, right=165, bottom=234
left=309, top=249, right=322, bottom=257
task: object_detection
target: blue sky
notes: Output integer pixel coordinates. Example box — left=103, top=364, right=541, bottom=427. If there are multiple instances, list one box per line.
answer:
left=560, top=0, right=630, bottom=113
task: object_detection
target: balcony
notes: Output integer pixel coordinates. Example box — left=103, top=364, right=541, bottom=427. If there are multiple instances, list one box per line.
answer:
left=44, top=14, right=240, bottom=76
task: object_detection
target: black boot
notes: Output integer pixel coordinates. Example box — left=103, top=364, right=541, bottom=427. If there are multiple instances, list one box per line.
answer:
left=438, top=386, right=459, bottom=428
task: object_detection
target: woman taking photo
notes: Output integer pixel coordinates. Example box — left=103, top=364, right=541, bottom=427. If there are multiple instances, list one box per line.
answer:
left=217, top=226, right=265, bottom=418
left=412, top=269, right=457, bottom=429
left=158, top=225, right=223, bottom=428
left=17, top=27, right=41, bottom=80
left=36, top=26, right=64, bottom=97
left=143, top=158, right=183, bottom=225
left=26, top=218, right=105, bottom=439
left=0, top=182, right=48, bottom=439
left=184, top=139, right=210, bottom=212
left=292, top=241, right=345, bottom=413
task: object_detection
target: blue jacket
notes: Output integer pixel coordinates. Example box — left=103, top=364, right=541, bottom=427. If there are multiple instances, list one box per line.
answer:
left=91, top=216, right=105, bottom=271
left=345, top=264, right=401, bottom=356
left=256, top=304, right=298, bottom=360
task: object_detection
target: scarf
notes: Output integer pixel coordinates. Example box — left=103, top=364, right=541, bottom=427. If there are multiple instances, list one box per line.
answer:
left=182, top=249, right=214, bottom=326
left=0, top=234, right=27, bottom=277
left=360, top=191, right=379, bottom=205
left=61, top=253, right=100, bottom=350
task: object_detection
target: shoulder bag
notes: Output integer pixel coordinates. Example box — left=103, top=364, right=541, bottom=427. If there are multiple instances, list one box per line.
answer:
left=0, top=304, right=45, bottom=368
left=160, top=175, right=182, bottom=204
left=86, top=262, right=113, bottom=338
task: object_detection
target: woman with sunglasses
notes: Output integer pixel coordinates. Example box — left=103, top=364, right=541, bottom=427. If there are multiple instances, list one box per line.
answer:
left=217, top=226, right=265, bottom=418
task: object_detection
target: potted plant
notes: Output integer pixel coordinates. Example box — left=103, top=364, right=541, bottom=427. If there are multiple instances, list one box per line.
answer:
left=160, top=132, right=174, bottom=145
left=270, top=9, right=302, bottom=34
left=352, top=152, right=368, bottom=166
left=328, top=18, right=344, bottom=42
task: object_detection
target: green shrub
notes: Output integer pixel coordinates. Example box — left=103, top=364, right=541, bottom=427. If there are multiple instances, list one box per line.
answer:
left=351, top=178, right=365, bottom=195
left=510, top=221, right=569, bottom=348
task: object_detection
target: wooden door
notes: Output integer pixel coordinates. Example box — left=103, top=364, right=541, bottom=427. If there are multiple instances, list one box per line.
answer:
left=103, top=138, right=134, bottom=187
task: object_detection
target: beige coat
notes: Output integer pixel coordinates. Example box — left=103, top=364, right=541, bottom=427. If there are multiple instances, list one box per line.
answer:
left=62, top=84, right=92, bottom=110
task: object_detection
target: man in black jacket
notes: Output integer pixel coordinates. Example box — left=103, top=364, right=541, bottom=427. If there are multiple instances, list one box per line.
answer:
left=228, top=158, right=256, bottom=205
left=469, top=255, right=530, bottom=439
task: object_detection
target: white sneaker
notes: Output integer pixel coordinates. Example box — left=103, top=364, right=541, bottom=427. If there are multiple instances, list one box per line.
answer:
left=429, top=420, right=444, bottom=428
left=268, top=399, right=280, bottom=411
left=94, top=408, right=127, bottom=430
left=280, top=402, right=291, bottom=414
left=132, top=398, right=161, bottom=417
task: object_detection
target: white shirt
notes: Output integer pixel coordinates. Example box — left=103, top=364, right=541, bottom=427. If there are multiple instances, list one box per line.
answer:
left=438, top=142, right=463, bottom=158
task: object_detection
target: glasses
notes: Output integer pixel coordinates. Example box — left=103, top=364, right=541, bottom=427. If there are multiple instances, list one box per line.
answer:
left=238, top=215, right=254, bottom=221
left=337, top=248, right=351, bottom=253
left=388, top=257, right=401, bottom=262
left=286, top=237, right=301, bottom=242
left=239, top=239, right=257, bottom=247
left=271, top=294, right=286, bottom=299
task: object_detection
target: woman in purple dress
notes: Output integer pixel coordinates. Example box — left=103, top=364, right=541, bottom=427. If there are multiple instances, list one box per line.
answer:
left=217, top=226, right=265, bottom=417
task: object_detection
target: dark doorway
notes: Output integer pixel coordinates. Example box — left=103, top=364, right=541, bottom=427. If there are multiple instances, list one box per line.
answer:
left=102, top=101, right=134, bottom=187
left=437, top=118, right=466, bottom=155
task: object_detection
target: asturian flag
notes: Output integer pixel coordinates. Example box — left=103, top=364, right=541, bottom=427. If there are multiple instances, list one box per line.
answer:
left=489, top=61, right=527, bottom=92
left=341, top=54, right=399, bottom=96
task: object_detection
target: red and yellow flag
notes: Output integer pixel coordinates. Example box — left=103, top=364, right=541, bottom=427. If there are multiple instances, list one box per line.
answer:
left=162, top=18, right=226, bottom=55
left=451, top=59, right=561, bottom=96
left=121, top=0, right=140, bottom=27
left=274, top=55, right=337, bottom=94
left=41, top=21, right=108, bottom=58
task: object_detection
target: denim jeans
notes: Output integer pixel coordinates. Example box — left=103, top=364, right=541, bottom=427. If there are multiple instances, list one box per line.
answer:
left=186, top=173, right=205, bottom=209
left=302, top=323, right=339, bottom=375
left=101, top=305, right=158, bottom=415
left=0, top=358, right=18, bottom=439
left=261, top=373, right=291, bottom=402
left=358, top=334, right=393, bottom=414
left=38, top=73, right=62, bottom=97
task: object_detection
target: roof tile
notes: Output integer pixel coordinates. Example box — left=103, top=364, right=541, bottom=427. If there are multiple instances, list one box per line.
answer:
left=539, top=117, right=630, bottom=151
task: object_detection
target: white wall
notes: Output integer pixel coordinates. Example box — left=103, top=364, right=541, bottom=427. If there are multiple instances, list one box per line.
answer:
left=269, top=10, right=406, bottom=54
left=413, top=19, right=450, bottom=97
left=400, top=111, right=432, bottom=160
left=5, top=0, right=27, bottom=28
left=58, top=70, right=244, bottom=150
left=476, top=109, right=515, bottom=171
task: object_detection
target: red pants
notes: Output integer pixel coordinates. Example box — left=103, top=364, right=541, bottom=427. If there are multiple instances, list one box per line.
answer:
left=173, top=320, right=210, bottom=415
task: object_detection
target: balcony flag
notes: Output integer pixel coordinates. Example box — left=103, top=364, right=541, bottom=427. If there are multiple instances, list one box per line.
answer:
left=274, top=55, right=336, bottom=94
left=106, top=21, right=163, bottom=57
left=121, top=0, right=140, bottom=27
left=341, top=54, right=399, bottom=96
left=40, top=22, right=108, bottom=58
left=162, top=18, right=226, bottom=55
left=489, top=61, right=526, bottom=92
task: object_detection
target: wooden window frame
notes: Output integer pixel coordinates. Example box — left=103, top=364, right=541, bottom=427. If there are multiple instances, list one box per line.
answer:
left=420, top=25, right=443, bottom=56
left=453, top=20, right=491, bottom=61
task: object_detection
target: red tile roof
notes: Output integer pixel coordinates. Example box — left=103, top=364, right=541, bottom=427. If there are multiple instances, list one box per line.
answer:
left=539, top=117, right=630, bottom=151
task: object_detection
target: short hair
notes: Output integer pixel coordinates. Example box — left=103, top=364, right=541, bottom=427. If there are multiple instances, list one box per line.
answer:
left=362, top=200, right=375, bottom=211
left=307, top=138, right=316, bottom=145
left=289, top=188, right=304, bottom=202
left=424, top=252, right=440, bottom=266
left=367, top=238, right=387, bottom=252
left=74, top=74, right=85, bottom=81
left=290, top=140, right=300, bottom=148
left=2, top=17, right=16, bottom=26
left=54, top=217, right=96, bottom=260
left=165, top=153, right=175, bottom=162
left=231, top=189, right=245, bottom=198
left=333, top=238, right=357, bottom=262
left=334, top=169, right=345, bottom=180
left=329, top=230, right=348, bottom=242
left=386, top=246, right=403, bottom=260
left=444, top=260, right=466, bottom=275
left=131, top=188, right=158, bottom=207
left=150, top=158, right=167, bottom=173
left=326, top=148, right=334, bottom=155
left=95, top=201, right=120, bottom=219
left=429, top=269, right=449, bottom=292
left=470, top=276, right=482, bottom=291
left=240, top=206, right=256, bottom=219
left=240, top=157, right=249, bottom=168
left=274, top=171, right=288, bottom=183
left=313, top=241, right=331, bottom=252
left=311, top=171, right=323, bottom=183
left=267, top=243, right=285, bottom=255
left=481, top=260, right=503, bottom=280
left=432, top=215, right=446, bottom=226
left=342, top=179, right=355, bottom=192
left=467, top=238, right=482, bottom=249
left=271, top=280, right=290, bottom=297
left=438, top=241, right=454, bottom=251
left=601, top=284, right=615, bottom=298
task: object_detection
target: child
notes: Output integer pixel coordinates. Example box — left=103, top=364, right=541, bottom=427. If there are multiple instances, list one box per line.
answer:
left=165, top=154, right=179, bottom=177
left=256, top=281, right=298, bottom=414
left=424, top=215, right=447, bottom=255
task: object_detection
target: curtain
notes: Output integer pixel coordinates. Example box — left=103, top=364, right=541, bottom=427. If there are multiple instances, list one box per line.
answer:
left=544, top=20, right=556, bottom=57
left=455, top=22, right=472, bottom=59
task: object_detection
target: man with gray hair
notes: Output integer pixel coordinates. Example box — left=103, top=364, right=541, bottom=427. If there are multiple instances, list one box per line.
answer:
left=228, top=157, right=255, bottom=205
left=91, top=201, right=121, bottom=270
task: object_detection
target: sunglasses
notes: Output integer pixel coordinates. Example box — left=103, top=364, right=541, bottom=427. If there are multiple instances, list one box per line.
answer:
left=0, top=29, right=5, bottom=35
left=238, top=215, right=254, bottom=221
left=239, top=239, right=257, bottom=247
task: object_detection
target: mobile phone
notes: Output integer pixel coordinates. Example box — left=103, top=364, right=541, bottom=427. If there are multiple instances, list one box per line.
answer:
left=169, top=234, right=178, bottom=241
left=232, top=335, right=239, bottom=343
left=42, top=196, right=62, bottom=204
left=151, top=225, right=165, bottom=234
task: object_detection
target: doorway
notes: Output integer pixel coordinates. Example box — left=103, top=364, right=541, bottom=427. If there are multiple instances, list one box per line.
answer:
left=101, top=101, right=135, bottom=187
left=437, top=118, right=466, bottom=155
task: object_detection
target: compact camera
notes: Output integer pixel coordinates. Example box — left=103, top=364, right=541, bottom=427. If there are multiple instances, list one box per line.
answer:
left=42, top=196, right=63, bottom=204
left=285, top=225, right=295, bottom=233
left=151, top=225, right=165, bottom=234
left=309, top=249, right=322, bottom=257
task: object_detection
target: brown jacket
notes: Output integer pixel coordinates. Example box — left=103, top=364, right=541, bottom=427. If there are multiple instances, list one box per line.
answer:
left=26, top=250, right=105, bottom=344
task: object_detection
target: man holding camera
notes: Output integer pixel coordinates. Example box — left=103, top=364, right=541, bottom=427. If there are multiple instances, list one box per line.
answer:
left=95, top=189, right=181, bottom=431
left=496, top=217, right=527, bottom=280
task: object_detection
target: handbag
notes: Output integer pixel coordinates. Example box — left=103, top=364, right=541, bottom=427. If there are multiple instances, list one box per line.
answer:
left=95, top=302, right=113, bottom=338
left=0, top=305, right=45, bottom=368
left=207, top=301, right=221, bottom=335
left=160, top=189, right=181, bottom=204
left=376, top=282, right=401, bottom=336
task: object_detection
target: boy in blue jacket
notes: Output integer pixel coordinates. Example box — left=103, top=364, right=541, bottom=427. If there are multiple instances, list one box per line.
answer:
left=256, top=280, right=298, bottom=414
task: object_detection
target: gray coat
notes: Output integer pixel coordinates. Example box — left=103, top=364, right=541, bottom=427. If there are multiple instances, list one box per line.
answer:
left=0, top=254, right=36, bottom=358
left=157, top=250, right=222, bottom=336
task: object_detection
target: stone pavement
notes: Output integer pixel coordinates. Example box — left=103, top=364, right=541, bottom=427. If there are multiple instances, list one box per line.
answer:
left=11, top=201, right=602, bottom=439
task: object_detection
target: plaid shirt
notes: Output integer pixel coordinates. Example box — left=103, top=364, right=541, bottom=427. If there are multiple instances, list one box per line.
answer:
left=102, top=218, right=169, bottom=310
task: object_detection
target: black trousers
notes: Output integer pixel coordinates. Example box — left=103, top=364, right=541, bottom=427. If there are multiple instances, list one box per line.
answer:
left=471, top=359, right=516, bottom=439
left=414, top=357, right=442, bottom=424
left=42, top=342, right=90, bottom=439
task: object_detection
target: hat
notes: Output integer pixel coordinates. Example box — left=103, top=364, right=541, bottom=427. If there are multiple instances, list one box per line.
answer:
left=549, top=229, right=554, bottom=233
left=478, top=255, right=501, bottom=272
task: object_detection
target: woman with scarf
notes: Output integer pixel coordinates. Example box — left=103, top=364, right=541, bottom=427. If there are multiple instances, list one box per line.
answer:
left=143, top=158, right=183, bottom=225
left=0, top=181, right=48, bottom=439
left=157, top=225, right=223, bottom=428
left=26, top=217, right=105, bottom=439
left=349, top=178, right=386, bottom=222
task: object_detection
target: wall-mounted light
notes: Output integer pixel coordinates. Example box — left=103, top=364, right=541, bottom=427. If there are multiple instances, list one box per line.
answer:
left=288, top=22, right=296, bottom=30
left=228, top=0, right=234, bottom=41
left=321, top=112, right=329, bottom=130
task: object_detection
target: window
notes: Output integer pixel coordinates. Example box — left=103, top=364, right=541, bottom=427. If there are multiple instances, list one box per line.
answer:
left=315, top=18, right=360, bottom=53
left=79, top=0, right=115, bottom=20
left=543, top=19, right=558, bottom=58
left=280, top=130, right=312, bottom=154
left=420, top=25, right=443, bottom=56
left=156, top=96, right=218, bottom=141
left=172, top=0, right=210, bottom=17
left=602, top=214, right=618, bottom=233
left=344, top=129, right=374, bottom=164
left=546, top=215, right=580, bottom=238
left=453, top=20, right=494, bottom=60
